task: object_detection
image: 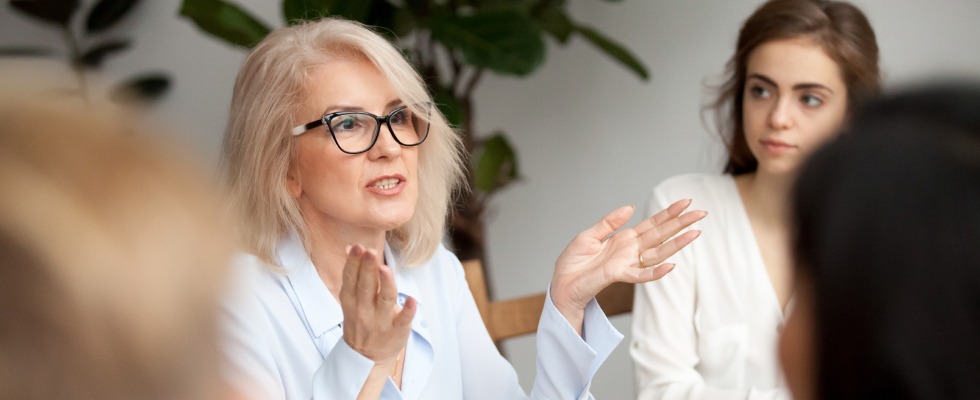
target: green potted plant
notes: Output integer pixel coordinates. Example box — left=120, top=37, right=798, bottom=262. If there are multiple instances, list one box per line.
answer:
left=3, top=0, right=170, bottom=103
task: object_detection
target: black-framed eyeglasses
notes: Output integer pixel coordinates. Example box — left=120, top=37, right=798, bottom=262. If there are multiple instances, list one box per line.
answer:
left=291, top=104, right=431, bottom=154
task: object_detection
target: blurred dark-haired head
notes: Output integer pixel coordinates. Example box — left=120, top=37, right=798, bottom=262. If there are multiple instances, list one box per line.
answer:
left=783, top=84, right=980, bottom=400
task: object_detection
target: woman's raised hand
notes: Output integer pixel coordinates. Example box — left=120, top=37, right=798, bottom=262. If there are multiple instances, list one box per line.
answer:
left=340, top=245, right=415, bottom=365
left=550, top=199, right=706, bottom=332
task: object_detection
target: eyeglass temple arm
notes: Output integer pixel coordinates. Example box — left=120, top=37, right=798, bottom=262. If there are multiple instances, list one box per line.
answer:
left=292, top=119, right=324, bottom=136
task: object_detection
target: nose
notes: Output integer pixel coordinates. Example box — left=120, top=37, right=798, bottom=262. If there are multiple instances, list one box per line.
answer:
left=367, top=124, right=402, bottom=161
left=769, top=97, right=794, bottom=131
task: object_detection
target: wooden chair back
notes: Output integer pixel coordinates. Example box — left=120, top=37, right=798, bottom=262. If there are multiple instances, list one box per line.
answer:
left=461, top=259, right=634, bottom=342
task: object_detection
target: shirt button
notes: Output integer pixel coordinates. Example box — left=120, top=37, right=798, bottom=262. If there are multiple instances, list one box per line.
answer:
left=421, top=319, right=428, bottom=328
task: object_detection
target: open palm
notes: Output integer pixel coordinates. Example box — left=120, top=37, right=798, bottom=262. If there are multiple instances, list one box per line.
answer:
left=550, top=199, right=706, bottom=318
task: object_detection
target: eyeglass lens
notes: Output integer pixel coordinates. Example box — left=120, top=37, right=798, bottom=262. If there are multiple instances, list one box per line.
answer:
left=327, top=106, right=429, bottom=153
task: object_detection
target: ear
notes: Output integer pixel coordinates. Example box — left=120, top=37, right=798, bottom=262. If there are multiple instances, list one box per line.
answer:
left=286, top=161, right=302, bottom=199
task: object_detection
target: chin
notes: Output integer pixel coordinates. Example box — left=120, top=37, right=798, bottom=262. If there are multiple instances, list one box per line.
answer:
left=373, top=209, right=415, bottom=231
left=757, top=157, right=801, bottom=176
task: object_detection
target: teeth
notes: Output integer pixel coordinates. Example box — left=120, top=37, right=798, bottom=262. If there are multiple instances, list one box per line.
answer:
left=373, top=178, right=400, bottom=190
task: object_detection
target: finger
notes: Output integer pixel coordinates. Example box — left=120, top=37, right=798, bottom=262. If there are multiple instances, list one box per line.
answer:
left=356, top=249, right=381, bottom=307
left=341, top=245, right=364, bottom=304
left=639, top=210, right=707, bottom=249
left=639, top=230, right=701, bottom=266
left=621, top=263, right=676, bottom=283
left=584, top=205, right=635, bottom=242
left=376, top=265, right=398, bottom=314
left=632, top=199, right=692, bottom=235
left=393, top=296, right=417, bottom=328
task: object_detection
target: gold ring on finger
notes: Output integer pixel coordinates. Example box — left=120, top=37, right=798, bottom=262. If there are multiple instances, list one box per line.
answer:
left=639, top=253, right=645, bottom=267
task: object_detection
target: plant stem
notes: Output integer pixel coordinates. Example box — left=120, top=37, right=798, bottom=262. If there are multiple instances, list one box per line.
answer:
left=450, top=55, right=462, bottom=95
left=60, top=25, right=88, bottom=101
left=462, top=68, right=484, bottom=100
left=413, top=31, right=425, bottom=67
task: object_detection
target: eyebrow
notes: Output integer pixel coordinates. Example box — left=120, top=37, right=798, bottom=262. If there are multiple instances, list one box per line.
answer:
left=747, top=73, right=835, bottom=94
left=320, top=99, right=404, bottom=116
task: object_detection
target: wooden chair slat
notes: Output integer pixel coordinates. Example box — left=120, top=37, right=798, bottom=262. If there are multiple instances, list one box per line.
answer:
left=462, top=260, right=634, bottom=343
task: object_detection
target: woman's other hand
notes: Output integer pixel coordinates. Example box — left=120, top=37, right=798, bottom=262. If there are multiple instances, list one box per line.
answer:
left=550, top=199, right=705, bottom=334
left=340, top=245, right=415, bottom=366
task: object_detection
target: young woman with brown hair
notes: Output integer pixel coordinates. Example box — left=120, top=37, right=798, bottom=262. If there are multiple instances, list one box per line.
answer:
left=631, top=1, right=881, bottom=399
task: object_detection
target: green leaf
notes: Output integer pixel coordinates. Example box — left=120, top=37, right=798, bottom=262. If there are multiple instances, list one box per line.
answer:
left=0, top=47, right=54, bottom=56
left=433, top=89, right=464, bottom=127
left=320, top=0, right=373, bottom=23
left=10, top=0, right=79, bottom=25
left=85, top=0, right=140, bottom=33
left=475, top=132, right=520, bottom=193
left=389, top=7, right=415, bottom=37
left=531, top=3, right=573, bottom=43
left=363, top=0, right=399, bottom=37
left=282, top=0, right=329, bottom=25
left=179, top=0, right=271, bottom=49
left=575, top=25, right=648, bottom=81
left=110, top=73, right=170, bottom=103
left=79, top=39, right=129, bottom=68
left=430, top=10, right=545, bottom=76
left=282, top=0, right=401, bottom=37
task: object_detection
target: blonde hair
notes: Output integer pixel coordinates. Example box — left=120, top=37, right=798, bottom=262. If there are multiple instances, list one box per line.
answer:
left=0, top=94, right=233, bottom=399
left=223, top=18, right=464, bottom=268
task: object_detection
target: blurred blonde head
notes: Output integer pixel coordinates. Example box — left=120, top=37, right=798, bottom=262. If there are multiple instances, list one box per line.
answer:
left=223, top=18, right=464, bottom=268
left=0, top=89, right=234, bottom=400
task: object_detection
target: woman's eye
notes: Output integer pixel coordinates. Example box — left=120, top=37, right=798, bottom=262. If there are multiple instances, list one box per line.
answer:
left=800, top=95, right=823, bottom=107
left=337, top=118, right=357, bottom=130
left=751, top=86, right=771, bottom=98
left=389, top=110, right=408, bottom=125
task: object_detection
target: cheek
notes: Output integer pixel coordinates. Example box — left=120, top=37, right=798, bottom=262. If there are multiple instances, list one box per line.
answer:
left=801, top=104, right=847, bottom=152
left=403, top=147, right=420, bottom=186
left=296, top=141, right=360, bottom=197
left=742, top=99, right=769, bottom=141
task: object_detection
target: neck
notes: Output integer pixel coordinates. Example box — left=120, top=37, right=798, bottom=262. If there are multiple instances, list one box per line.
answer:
left=737, top=168, right=796, bottom=228
left=301, top=205, right=387, bottom=298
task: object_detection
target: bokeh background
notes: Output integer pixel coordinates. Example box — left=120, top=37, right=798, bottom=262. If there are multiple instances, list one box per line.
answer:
left=3, top=0, right=979, bottom=398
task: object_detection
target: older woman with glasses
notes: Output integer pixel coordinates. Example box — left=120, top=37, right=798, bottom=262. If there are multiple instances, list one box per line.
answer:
left=220, top=18, right=705, bottom=400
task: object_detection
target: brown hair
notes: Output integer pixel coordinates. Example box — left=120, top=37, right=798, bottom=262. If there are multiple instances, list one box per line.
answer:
left=0, top=88, right=233, bottom=399
left=710, top=0, right=882, bottom=175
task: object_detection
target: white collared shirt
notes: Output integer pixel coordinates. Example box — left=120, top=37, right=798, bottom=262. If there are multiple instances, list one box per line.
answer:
left=221, top=232, right=623, bottom=400
left=631, top=174, right=792, bottom=400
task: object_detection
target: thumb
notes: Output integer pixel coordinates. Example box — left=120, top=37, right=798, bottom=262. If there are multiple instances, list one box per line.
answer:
left=393, top=296, right=417, bottom=328
left=584, top=205, right=635, bottom=241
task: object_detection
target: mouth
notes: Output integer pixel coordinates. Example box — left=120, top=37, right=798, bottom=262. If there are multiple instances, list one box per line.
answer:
left=760, top=139, right=796, bottom=153
left=366, top=175, right=407, bottom=195
left=372, top=177, right=401, bottom=189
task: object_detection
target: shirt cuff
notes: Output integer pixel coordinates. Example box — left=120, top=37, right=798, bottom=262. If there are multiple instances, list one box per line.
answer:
left=531, top=284, right=624, bottom=399
left=580, top=290, right=624, bottom=377
left=311, top=338, right=376, bottom=400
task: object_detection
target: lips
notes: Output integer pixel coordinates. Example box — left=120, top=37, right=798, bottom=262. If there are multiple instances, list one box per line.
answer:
left=760, top=139, right=796, bottom=153
left=372, top=178, right=400, bottom=190
left=366, top=174, right=406, bottom=196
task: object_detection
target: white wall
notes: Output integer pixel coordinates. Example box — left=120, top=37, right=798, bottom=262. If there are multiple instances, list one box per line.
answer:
left=3, top=0, right=979, bottom=398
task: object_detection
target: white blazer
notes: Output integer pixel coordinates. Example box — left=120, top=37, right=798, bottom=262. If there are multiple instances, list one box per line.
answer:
left=220, top=231, right=624, bottom=400
left=631, top=174, right=792, bottom=400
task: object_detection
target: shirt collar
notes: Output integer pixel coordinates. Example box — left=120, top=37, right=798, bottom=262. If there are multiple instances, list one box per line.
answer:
left=276, top=232, right=423, bottom=338
left=384, top=241, right=422, bottom=304
left=278, top=231, right=343, bottom=338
